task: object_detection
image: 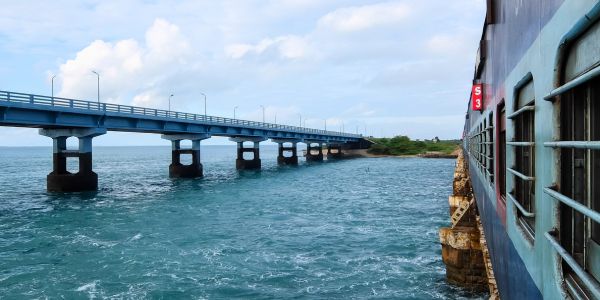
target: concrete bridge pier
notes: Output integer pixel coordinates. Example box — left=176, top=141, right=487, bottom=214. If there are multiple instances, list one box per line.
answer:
left=39, top=128, right=107, bottom=192
left=230, top=137, right=266, bottom=170
left=272, top=139, right=299, bottom=165
left=161, top=134, right=210, bottom=178
left=305, top=141, right=324, bottom=162
left=327, top=143, right=343, bottom=160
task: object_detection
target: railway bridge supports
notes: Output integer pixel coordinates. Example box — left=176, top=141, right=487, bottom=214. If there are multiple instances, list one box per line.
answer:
left=272, top=139, right=299, bottom=166
left=305, top=141, right=324, bottom=162
left=230, top=137, right=266, bottom=170
left=162, top=133, right=210, bottom=178
left=327, top=143, right=343, bottom=160
left=39, top=128, right=107, bottom=192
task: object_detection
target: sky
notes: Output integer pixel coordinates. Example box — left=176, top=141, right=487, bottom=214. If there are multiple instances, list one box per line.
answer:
left=0, top=0, right=485, bottom=146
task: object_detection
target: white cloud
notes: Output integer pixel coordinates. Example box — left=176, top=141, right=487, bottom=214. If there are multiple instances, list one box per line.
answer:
left=56, top=18, right=192, bottom=104
left=277, top=36, right=309, bottom=59
left=225, top=44, right=255, bottom=59
left=426, top=32, right=474, bottom=56
left=271, top=0, right=322, bottom=9
left=0, top=0, right=487, bottom=144
left=318, top=2, right=412, bottom=32
left=225, top=35, right=309, bottom=60
left=132, top=90, right=163, bottom=108
left=145, top=19, right=191, bottom=59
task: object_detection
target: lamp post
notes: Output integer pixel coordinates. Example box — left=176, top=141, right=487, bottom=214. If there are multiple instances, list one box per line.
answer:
left=260, top=105, right=265, bottom=123
left=51, top=75, right=56, bottom=99
left=200, top=92, right=207, bottom=117
left=234, top=106, right=238, bottom=119
left=91, top=71, right=100, bottom=103
left=274, top=113, right=277, bottom=124
left=168, top=94, right=174, bottom=112
left=324, top=119, right=327, bottom=131
left=299, top=114, right=302, bottom=127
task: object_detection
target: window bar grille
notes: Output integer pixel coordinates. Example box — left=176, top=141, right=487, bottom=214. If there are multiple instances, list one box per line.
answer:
left=544, top=187, right=600, bottom=224
left=545, top=231, right=600, bottom=299
left=507, top=141, right=535, bottom=147
left=507, top=193, right=535, bottom=217
left=507, top=168, right=535, bottom=181
left=508, top=105, right=535, bottom=119
left=544, top=64, right=600, bottom=101
left=544, top=141, right=600, bottom=150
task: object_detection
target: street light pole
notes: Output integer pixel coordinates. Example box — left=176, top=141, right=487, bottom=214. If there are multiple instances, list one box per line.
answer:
left=260, top=105, right=265, bottom=123
left=91, top=71, right=100, bottom=103
left=168, top=94, right=174, bottom=112
left=299, top=114, right=302, bottom=127
left=325, top=119, right=327, bottom=131
left=234, top=106, right=238, bottom=119
left=51, top=75, right=56, bottom=99
left=200, top=92, right=207, bottom=117
left=274, top=113, right=277, bottom=124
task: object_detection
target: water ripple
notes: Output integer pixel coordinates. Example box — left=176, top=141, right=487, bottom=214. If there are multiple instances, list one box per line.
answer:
left=0, top=146, right=484, bottom=299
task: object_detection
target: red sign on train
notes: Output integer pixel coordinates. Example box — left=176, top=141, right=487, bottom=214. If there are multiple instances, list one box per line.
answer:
left=472, top=84, right=483, bottom=111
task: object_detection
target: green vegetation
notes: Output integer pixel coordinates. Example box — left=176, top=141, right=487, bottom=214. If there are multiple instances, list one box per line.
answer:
left=368, top=136, right=460, bottom=156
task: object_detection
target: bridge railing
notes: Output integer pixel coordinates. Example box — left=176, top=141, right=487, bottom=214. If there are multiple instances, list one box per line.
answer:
left=0, top=91, right=362, bottom=138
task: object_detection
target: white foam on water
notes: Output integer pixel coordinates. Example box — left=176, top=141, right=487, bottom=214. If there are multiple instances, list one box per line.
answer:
left=76, top=280, right=98, bottom=292
left=129, top=233, right=143, bottom=241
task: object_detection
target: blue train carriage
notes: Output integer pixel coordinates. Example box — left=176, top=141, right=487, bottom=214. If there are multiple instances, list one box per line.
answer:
left=464, top=0, right=600, bottom=299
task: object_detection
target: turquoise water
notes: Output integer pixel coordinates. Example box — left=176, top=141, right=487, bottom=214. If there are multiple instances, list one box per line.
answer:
left=0, top=146, right=482, bottom=299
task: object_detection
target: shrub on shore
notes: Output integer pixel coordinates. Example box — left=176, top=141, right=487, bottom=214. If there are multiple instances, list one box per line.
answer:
left=368, top=136, right=460, bottom=156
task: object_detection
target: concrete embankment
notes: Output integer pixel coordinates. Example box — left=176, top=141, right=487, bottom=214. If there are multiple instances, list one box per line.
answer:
left=438, top=149, right=498, bottom=296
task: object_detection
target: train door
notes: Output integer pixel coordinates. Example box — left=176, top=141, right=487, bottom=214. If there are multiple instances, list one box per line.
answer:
left=498, top=103, right=506, bottom=202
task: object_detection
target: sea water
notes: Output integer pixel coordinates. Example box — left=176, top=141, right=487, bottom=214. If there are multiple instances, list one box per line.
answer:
left=0, top=146, right=484, bottom=299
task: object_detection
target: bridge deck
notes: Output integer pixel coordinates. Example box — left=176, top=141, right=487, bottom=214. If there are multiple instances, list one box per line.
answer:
left=0, top=91, right=361, bottom=143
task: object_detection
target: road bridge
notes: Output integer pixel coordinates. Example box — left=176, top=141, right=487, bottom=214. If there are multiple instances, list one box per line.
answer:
left=0, top=91, right=367, bottom=192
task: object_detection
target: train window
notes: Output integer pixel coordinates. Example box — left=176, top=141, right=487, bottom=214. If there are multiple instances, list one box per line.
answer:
left=482, top=120, right=487, bottom=173
left=470, top=120, right=491, bottom=178
left=488, top=112, right=495, bottom=185
left=509, top=79, right=536, bottom=240
left=555, top=76, right=600, bottom=293
left=564, top=20, right=600, bottom=82
left=479, top=123, right=482, bottom=172
left=479, top=122, right=482, bottom=171
left=469, top=130, right=474, bottom=159
left=544, top=19, right=600, bottom=298
left=499, top=104, right=506, bottom=201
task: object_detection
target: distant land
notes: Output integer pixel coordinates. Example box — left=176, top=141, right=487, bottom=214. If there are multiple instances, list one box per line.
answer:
left=366, top=136, right=460, bottom=158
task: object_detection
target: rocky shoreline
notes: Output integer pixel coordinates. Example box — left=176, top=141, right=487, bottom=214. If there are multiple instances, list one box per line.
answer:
left=341, top=148, right=459, bottom=159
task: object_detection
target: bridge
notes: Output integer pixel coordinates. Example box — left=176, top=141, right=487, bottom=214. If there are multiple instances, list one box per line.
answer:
left=0, top=90, right=369, bottom=192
